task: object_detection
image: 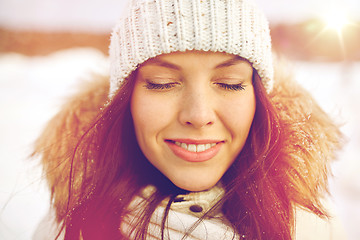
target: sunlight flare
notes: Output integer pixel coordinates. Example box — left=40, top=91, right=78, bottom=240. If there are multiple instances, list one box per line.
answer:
left=322, top=9, right=350, bottom=33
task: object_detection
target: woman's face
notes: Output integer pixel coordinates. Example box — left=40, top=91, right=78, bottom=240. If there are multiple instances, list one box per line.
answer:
left=131, top=51, right=256, bottom=191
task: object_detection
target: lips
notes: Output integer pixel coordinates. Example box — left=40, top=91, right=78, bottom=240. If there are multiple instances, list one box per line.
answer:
left=165, top=139, right=224, bottom=162
left=174, top=141, right=217, bottom=152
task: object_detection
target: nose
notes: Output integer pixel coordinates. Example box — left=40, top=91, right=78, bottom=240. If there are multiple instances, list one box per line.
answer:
left=178, top=88, right=216, bottom=129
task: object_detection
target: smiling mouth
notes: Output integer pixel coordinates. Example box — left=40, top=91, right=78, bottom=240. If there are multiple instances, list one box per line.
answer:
left=165, top=140, right=222, bottom=153
left=165, top=139, right=224, bottom=159
left=170, top=141, right=217, bottom=153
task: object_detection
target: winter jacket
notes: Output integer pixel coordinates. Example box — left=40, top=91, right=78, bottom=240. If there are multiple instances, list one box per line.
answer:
left=32, top=60, right=347, bottom=239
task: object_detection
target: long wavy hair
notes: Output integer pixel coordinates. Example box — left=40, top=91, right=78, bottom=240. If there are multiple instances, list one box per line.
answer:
left=55, top=69, right=293, bottom=240
left=34, top=65, right=335, bottom=240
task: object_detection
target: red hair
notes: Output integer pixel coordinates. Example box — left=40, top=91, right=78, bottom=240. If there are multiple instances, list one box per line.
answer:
left=221, top=72, right=291, bottom=239
left=33, top=67, right=340, bottom=239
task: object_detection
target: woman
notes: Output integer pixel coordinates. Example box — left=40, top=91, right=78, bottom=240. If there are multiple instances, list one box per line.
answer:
left=33, top=0, right=345, bottom=239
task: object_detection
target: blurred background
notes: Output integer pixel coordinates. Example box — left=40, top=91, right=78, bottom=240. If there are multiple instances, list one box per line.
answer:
left=0, top=0, right=359, bottom=239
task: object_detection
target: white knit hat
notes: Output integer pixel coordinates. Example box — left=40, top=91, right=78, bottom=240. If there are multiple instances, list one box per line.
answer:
left=109, top=0, right=273, bottom=98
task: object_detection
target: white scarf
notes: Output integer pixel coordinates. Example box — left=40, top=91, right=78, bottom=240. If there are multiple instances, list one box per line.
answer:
left=121, top=185, right=240, bottom=240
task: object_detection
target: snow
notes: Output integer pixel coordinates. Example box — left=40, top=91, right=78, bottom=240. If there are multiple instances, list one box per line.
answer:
left=0, top=48, right=108, bottom=240
left=0, top=48, right=359, bottom=239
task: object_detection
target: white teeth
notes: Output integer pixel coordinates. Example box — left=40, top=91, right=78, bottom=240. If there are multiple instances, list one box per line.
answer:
left=188, top=144, right=196, bottom=152
left=173, top=141, right=218, bottom=152
left=197, top=144, right=205, bottom=152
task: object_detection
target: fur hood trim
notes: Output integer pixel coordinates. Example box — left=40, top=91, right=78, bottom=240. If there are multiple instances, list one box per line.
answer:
left=33, top=61, right=342, bottom=220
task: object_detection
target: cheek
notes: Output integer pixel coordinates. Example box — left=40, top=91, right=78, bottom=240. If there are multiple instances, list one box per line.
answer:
left=131, top=91, right=155, bottom=140
left=130, top=87, right=174, bottom=143
left=221, top=93, right=256, bottom=142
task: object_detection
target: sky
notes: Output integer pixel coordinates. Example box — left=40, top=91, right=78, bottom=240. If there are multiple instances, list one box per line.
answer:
left=0, top=0, right=359, bottom=32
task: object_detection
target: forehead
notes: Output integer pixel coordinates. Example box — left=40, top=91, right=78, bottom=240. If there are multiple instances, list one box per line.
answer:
left=140, top=51, right=250, bottom=70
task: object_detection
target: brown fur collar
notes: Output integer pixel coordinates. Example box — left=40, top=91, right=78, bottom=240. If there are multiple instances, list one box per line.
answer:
left=33, top=61, right=342, bottom=220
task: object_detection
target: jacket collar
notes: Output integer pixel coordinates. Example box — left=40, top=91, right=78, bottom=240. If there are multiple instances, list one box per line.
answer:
left=140, top=184, right=225, bottom=218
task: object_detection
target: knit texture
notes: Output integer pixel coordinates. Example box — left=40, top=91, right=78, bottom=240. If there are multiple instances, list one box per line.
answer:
left=109, top=0, right=273, bottom=98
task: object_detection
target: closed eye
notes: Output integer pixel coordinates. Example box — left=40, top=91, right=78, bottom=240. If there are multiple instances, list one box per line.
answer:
left=216, top=83, right=246, bottom=91
left=144, top=82, right=179, bottom=90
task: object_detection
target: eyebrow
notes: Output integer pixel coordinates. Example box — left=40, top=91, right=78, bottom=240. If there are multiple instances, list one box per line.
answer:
left=144, top=59, right=182, bottom=70
left=214, top=56, right=249, bottom=69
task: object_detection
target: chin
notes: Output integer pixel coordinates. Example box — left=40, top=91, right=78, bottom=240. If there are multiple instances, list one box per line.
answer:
left=173, top=178, right=219, bottom=192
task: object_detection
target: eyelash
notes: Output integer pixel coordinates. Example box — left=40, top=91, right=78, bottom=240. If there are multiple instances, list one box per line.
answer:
left=144, top=82, right=178, bottom=90
left=144, top=81, right=246, bottom=91
left=216, top=83, right=246, bottom=91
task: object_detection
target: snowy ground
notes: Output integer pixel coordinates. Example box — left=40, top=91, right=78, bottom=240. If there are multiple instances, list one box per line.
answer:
left=0, top=48, right=359, bottom=240
left=0, top=48, right=109, bottom=240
